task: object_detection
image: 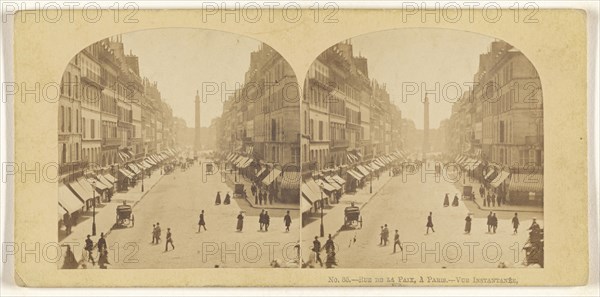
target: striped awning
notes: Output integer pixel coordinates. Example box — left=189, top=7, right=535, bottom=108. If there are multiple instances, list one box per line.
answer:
left=255, top=167, right=267, bottom=178
left=508, top=173, right=543, bottom=193
left=490, top=171, right=511, bottom=188
left=119, top=168, right=135, bottom=179
left=262, top=168, right=282, bottom=186
left=321, top=178, right=341, bottom=191
left=103, top=173, right=116, bottom=183
left=68, top=181, right=91, bottom=202
left=301, top=183, right=319, bottom=212
left=280, top=171, right=300, bottom=190
left=357, top=165, right=371, bottom=176
left=97, top=175, right=113, bottom=187
left=88, top=178, right=108, bottom=190
left=347, top=170, right=364, bottom=181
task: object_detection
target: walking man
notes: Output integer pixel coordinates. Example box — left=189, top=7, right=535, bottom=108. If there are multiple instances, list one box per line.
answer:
left=84, top=235, right=95, bottom=266
left=426, top=212, right=435, bottom=234
left=264, top=211, right=270, bottom=232
left=479, top=184, right=485, bottom=199
left=324, top=234, right=335, bottom=254
left=165, top=228, right=175, bottom=251
left=487, top=211, right=493, bottom=233
left=379, top=226, right=384, bottom=245
left=284, top=210, right=292, bottom=232
left=97, top=232, right=107, bottom=257
left=155, top=223, right=162, bottom=243
left=512, top=213, right=520, bottom=234
left=152, top=224, right=157, bottom=243
left=259, top=209, right=265, bottom=231
left=198, top=210, right=207, bottom=232
left=393, top=230, right=403, bottom=253
left=491, top=213, right=498, bottom=233
left=491, top=193, right=496, bottom=207
left=382, top=224, right=390, bottom=245
left=313, top=236, right=323, bottom=267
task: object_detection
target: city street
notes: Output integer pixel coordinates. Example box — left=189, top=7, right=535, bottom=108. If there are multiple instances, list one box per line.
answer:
left=303, top=163, right=544, bottom=269
left=101, top=160, right=300, bottom=269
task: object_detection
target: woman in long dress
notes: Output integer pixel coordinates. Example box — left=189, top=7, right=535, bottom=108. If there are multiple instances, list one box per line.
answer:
left=236, top=212, right=244, bottom=231
left=215, top=191, right=221, bottom=205
left=452, top=194, right=459, bottom=207
left=464, top=214, right=472, bottom=234
left=224, top=192, right=231, bottom=205
left=443, top=194, right=450, bottom=207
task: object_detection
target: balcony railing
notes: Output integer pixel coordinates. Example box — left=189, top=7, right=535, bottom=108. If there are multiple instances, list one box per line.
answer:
left=59, top=161, right=88, bottom=176
left=81, top=70, right=104, bottom=89
left=101, top=138, right=120, bottom=147
left=331, top=139, right=349, bottom=148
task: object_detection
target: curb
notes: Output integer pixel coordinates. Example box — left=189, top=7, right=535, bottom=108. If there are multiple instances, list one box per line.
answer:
left=241, top=195, right=300, bottom=211
left=471, top=198, right=543, bottom=214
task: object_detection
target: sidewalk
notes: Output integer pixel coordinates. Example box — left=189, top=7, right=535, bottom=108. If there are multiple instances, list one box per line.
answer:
left=58, top=171, right=164, bottom=267
left=459, top=177, right=543, bottom=213
left=223, top=171, right=299, bottom=210
left=302, top=170, right=394, bottom=241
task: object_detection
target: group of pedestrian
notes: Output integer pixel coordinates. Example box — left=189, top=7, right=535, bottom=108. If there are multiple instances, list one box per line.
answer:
left=259, top=209, right=271, bottom=231
left=443, top=193, right=460, bottom=207
left=214, top=191, right=231, bottom=205
left=64, top=232, right=109, bottom=269
left=487, top=212, right=499, bottom=233
left=379, top=224, right=389, bottom=245
left=312, top=234, right=337, bottom=268
left=479, top=184, right=504, bottom=207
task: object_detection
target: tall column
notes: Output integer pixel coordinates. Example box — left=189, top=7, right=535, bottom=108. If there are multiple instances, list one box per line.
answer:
left=423, top=94, right=429, bottom=160
left=195, top=90, right=202, bottom=151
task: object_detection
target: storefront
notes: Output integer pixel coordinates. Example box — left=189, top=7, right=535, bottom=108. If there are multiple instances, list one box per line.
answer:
left=507, top=173, right=544, bottom=205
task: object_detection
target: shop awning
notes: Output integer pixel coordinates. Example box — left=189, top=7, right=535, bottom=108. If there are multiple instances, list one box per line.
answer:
left=347, top=170, right=364, bottom=181
left=357, top=165, right=371, bottom=176
left=374, top=160, right=385, bottom=167
left=58, top=205, right=67, bottom=220
left=332, top=175, right=346, bottom=185
left=128, top=164, right=141, bottom=175
left=322, top=178, right=341, bottom=191
left=255, top=167, right=267, bottom=178
left=59, top=184, right=84, bottom=213
left=305, top=178, right=323, bottom=198
left=103, top=173, right=116, bottom=184
left=324, top=176, right=341, bottom=188
left=280, top=171, right=300, bottom=190
left=239, top=158, right=254, bottom=169
left=145, top=158, right=156, bottom=166
left=301, top=183, right=318, bottom=212
left=261, top=168, right=282, bottom=186
left=508, top=173, right=543, bottom=193
left=97, top=175, right=113, bottom=187
left=484, top=168, right=498, bottom=182
left=88, top=178, right=108, bottom=190
left=119, top=168, right=135, bottom=179
left=490, top=171, right=511, bottom=188
left=137, top=162, right=149, bottom=170
left=68, top=181, right=91, bottom=202
left=77, top=177, right=95, bottom=194
left=369, top=162, right=381, bottom=171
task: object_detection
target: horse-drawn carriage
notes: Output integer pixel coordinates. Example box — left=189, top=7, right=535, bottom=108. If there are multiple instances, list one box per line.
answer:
left=343, top=204, right=362, bottom=229
left=115, top=204, right=133, bottom=227
left=462, top=185, right=473, bottom=200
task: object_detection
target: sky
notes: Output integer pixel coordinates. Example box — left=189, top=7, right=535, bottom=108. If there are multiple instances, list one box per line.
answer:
left=120, top=28, right=495, bottom=129
left=122, top=28, right=261, bottom=128
left=350, top=28, right=495, bottom=129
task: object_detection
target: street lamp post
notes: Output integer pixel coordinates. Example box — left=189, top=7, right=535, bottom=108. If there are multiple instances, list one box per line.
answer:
left=370, top=171, right=373, bottom=193
left=319, top=186, right=325, bottom=237
left=91, top=180, right=97, bottom=236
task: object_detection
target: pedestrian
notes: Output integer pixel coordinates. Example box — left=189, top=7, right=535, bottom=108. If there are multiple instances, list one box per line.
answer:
left=198, top=210, right=207, bottom=232
left=324, top=234, right=335, bottom=253
left=491, top=193, right=496, bottom=207
left=98, top=250, right=110, bottom=269
left=382, top=224, right=389, bottom=245
left=156, top=223, right=162, bottom=243
left=269, top=192, right=274, bottom=204
left=487, top=211, right=493, bottom=233
left=443, top=193, right=450, bottom=207
left=393, top=230, right=403, bottom=253
left=479, top=184, right=485, bottom=199
left=483, top=193, right=488, bottom=207
left=496, top=193, right=502, bottom=207
left=486, top=193, right=491, bottom=207
left=492, top=213, right=498, bottom=233
left=64, top=212, right=72, bottom=235
left=254, top=190, right=258, bottom=205
left=284, top=210, right=292, bottom=232
left=215, top=191, right=221, bottom=205
left=236, top=211, right=244, bottom=231
left=152, top=224, right=157, bottom=243
left=264, top=211, right=270, bottom=231
left=258, top=190, right=263, bottom=205
left=426, top=212, right=435, bottom=234
left=224, top=192, right=231, bottom=205
left=165, top=228, right=175, bottom=251
left=97, top=232, right=107, bottom=257
left=512, top=213, right=520, bottom=234
left=464, top=214, right=472, bottom=234
left=312, top=236, right=323, bottom=267
left=259, top=209, right=265, bottom=231
left=62, top=245, right=78, bottom=269
left=452, top=194, right=459, bottom=207
left=84, top=235, right=95, bottom=266
left=529, top=218, right=540, bottom=232
left=379, top=226, right=384, bottom=245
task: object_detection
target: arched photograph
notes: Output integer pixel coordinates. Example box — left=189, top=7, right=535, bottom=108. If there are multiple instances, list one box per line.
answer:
left=56, top=28, right=301, bottom=269
left=299, top=28, right=544, bottom=269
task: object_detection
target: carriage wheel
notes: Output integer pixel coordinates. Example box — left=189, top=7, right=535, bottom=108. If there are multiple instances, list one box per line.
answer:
left=123, top=218, right=130, bottom=225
